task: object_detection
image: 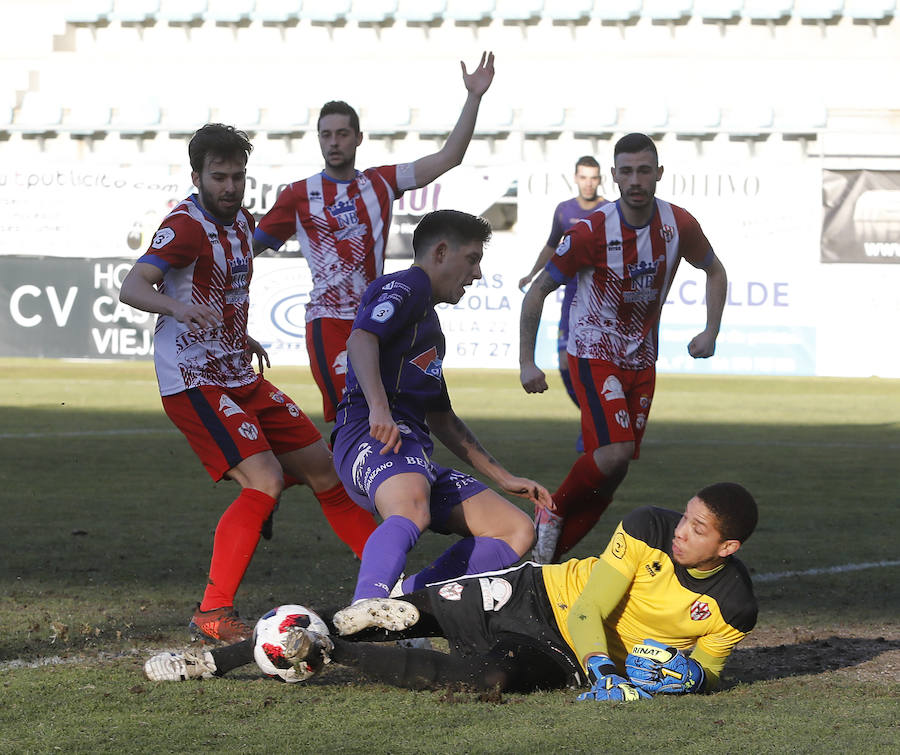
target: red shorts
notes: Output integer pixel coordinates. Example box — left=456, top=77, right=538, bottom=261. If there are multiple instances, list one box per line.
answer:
left=162, top=377, right=322, bottom=481
left=568, top=355, right=656, bottom=460
left=306, top=317, right=353, bottom=423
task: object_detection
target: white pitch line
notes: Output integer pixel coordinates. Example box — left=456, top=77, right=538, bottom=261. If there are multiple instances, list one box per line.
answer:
left=755, top=560, right=900, bottom=583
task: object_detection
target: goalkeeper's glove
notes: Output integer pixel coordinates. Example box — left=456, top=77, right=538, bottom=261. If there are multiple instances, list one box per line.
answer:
left=625, top=639, right=706, bottom=695
left=576, top=654, right=652, bottom=702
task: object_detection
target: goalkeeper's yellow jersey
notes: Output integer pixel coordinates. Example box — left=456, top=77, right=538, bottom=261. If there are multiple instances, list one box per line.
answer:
left=541, top=506, right=757, bottom=677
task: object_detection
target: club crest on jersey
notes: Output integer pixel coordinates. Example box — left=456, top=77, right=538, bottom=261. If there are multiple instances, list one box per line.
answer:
left=438, top=582, right=464, bottom=601
left=690, top=600, right=712, bottom=621
left=411, top=347, right=442, bottom=379
left=660, top=224, right=675, bottom=243
left=151, top=228, right=175, bottom=249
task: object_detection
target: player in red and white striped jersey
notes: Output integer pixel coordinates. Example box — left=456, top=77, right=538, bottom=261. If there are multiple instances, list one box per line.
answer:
left=120, top=125, right=377, bottom=644
left=519, top=133, right=728, bottom=563
left=254, top=52, right=496, bottom=423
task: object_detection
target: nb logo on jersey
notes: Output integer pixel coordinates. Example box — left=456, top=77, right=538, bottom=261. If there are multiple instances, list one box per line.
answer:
left=326, top=198, right=359, bottom=227
left=626, top=259, right=659, bottom=291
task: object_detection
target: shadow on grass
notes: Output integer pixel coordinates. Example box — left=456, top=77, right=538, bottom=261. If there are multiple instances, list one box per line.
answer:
left=725, top=636, right=900, bottom=686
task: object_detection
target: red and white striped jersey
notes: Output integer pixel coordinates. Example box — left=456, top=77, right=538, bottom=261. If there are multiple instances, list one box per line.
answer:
left=547, top=198, right=713, bottom=369
left=254, top=164, right=417, bottom=321
left=138, top=195, right=258, bottom=396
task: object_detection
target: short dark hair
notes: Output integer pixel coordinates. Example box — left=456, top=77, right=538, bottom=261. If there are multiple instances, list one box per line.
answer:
left=412, top=210, right=492, bottom=260
left=575, top=155, right=600, bottom=171
left=697, top=482, right=758, bottom=543
left=188, top=123, right=252, bottom=173
left=318, top=100, right=360, bottom=133
left=614, top=132, right=658, bottom=162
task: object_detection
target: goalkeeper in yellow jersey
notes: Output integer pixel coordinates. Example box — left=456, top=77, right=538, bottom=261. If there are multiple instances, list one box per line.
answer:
left=145, top=482, right=758, bottom=701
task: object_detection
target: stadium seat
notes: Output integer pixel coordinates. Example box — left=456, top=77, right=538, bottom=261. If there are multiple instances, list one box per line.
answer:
left=263, top=102, right=311, bottom=136
left=348, top=0, right=397, bottom=25
left=66, top=102, right=112, bottom=137
left=362, top=103, right=412, bottom=139
left=795, top=0, right=844, bottom=21
left=567, top=102, right=619, bottom=136
left=159, top=0, right=207, bottom=25
left=592, top=0, right=643, bottom=23
left=776, top=103, right=828, bottom=135
left=206, top=0, right=255, bottom=25
left=473, top=102, right=514, bottom=137
left=620, top=103, right=669, bottom=133
left=844, top=0, right=896, bottom=20
left=300, top=0, right=352, bottom=24
left=214, top=103, right=261, bottom=131
left=445, top=0, right=495, bottom=24
left=253, top=0, right=302, bottom=24
left=112, top=101, right=163, bottom=136
left=644, top=0, right=694, bottom=23
left=161, top=100, right=212, bottom=136
left=14, top=95, right=64, bottom=136
left=65, top=0, right=114, bottom=25
left=671, top=103, right=721, bottom=138
left=723, top=103, right=774, bottom=137
left=495, top=0, right=544, bottom=25
left=695, top=0, right=743, bottom=22
left=743, top=0, right=794, bottom=21
left=545, top=0, right=594, bottom=25
left=115, top=0, right=160, bottom=25
left=520, top=104, right=566, bottom=139
left=396, top=0, right=447, bottom=25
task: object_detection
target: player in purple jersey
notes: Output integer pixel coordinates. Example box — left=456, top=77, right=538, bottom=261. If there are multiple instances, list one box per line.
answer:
left=518, top=157, right=607, bottom=447
left=328, top=210, right=553, bottom=631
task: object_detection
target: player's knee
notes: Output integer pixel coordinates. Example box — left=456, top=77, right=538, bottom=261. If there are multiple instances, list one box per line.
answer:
left=504, top=508, right=537, bottom=556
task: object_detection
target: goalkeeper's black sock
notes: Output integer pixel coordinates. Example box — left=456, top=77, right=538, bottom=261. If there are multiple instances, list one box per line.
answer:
left=210, top=639, right=254, bottom=676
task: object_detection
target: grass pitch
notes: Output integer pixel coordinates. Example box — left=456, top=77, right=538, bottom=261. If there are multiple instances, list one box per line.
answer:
left=1, top=359, right=898, bottom=753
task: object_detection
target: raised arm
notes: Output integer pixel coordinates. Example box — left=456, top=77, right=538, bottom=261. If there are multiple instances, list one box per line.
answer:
left=519, top=269, right=561, bottom=393
left=687, top=254, right=727, bottom=358
left=410, top=52, right=495, bottom=188
left=426, top=408, right=553, bottom=512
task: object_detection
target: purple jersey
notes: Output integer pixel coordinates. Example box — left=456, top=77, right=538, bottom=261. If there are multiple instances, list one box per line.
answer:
left=334, top=265, right=451, bottom=437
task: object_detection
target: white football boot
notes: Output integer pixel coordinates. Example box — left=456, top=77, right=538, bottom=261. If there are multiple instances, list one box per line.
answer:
left=144, top=650, right=216, bottom=681
left=332, top=598, right=420, bottom=636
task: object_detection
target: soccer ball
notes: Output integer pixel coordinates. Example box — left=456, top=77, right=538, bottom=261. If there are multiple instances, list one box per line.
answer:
left=253, top=604, right=330, bottom=683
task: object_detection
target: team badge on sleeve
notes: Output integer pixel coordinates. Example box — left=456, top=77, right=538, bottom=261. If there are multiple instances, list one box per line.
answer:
left=370, top=301, right=395, bottom=323
left=151, top=228, right=175, bottom=249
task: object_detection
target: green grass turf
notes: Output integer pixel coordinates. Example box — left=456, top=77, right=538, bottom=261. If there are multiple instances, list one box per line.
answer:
left=1, top=359, right=898, bottom=753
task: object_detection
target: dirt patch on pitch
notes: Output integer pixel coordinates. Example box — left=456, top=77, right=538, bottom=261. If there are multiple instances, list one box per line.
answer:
left=724, top=623, right=900, bottom=686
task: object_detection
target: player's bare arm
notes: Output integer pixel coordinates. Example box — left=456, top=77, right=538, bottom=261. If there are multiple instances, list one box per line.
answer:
left=519, top=270, right=561, bottom=393
left=426, top=409, right=553, bottom=511
left=518, top=243, right=556, bottom=291
left=119, top=262, right=221, bottom=332
left=688, top=254, right=727, bottom=359
left=345, top=329, right=401, bottom=454
left=410, top=52, right=495, bottom=188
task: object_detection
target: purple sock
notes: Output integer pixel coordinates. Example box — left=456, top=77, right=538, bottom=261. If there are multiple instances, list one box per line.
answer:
left=352, top=515, right=421, bottom=602
left=402, top=536, right=520, bottom=593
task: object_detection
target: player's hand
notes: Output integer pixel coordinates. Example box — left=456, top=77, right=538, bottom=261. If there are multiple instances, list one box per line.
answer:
left=687, top=329, right=717, bottom=358
left=173, top=302, right=221, bottom=332
left=577, top=655, right=651, bottom=702
left=500, top=475, right=555, bottom=512
left=518, top=273, right=533, bottom=292
left=245, top=336, right=270, bottom=376
left=625, top=639, right=706, bottom=695
left=369, top=406, right=402, bottom=455
left=520, top=363, right=548, bottom=394
left=461, top=51, right=495, bottom=97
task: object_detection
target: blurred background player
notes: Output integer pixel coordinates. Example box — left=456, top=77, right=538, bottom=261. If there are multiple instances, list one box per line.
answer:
left=253, top=52, right=496, bottom=425
left=518, top=155, right=608, bottom=450
left=146, top=482, right=758, bottom=704
left=519, top=133, right=728, bottom=564
left=119, top=124, right=373, bottom=644
left=329, top=209, right=552, bottom=626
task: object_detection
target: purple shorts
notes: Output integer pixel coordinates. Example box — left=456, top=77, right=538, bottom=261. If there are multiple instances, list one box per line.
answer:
left=332, top=417, right=488, bottom=534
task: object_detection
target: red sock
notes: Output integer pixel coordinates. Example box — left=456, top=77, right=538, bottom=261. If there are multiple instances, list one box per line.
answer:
left=315, top=482, right=377, bottom=559
left=200, top=488, right=277, bottom=611
left=283, top=473, right=302, bottom=488
left=550, top=454, right=616, bottom=560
